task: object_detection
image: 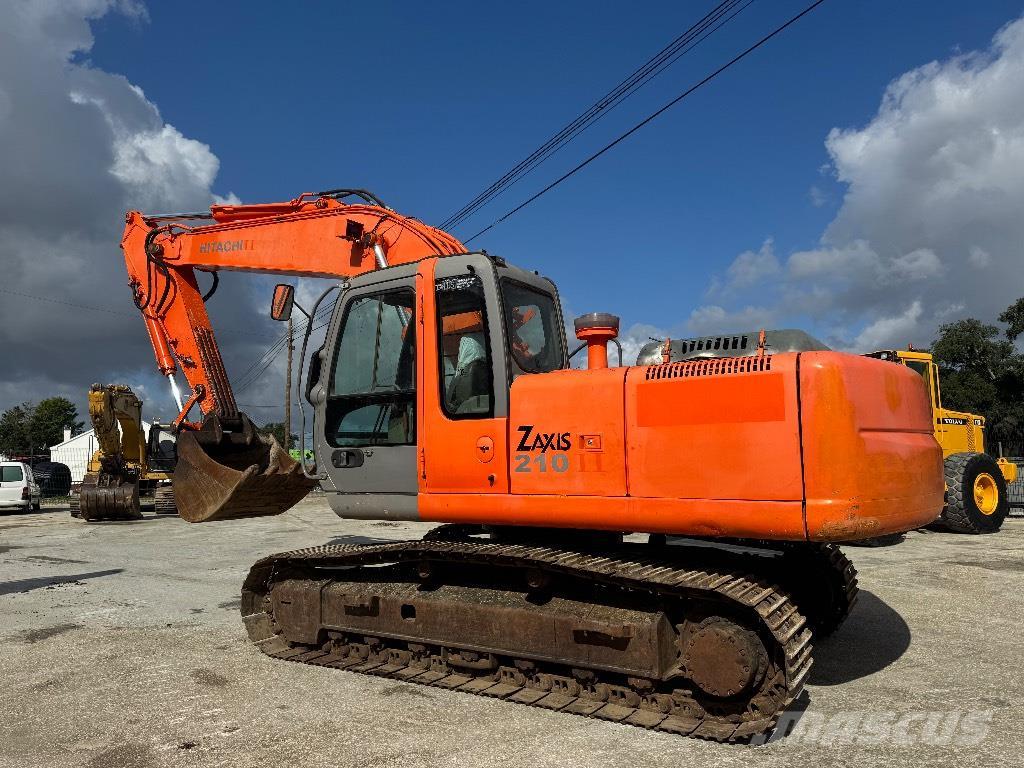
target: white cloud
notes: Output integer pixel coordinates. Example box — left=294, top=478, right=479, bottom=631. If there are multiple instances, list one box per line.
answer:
left=694, top=15, right=1024, bottom=350
left=724, top=239, right=779, bottom=290
left=852, top=301, right=923, bottom=352
left=0, top=1, right=258, bottom=421
left=686, top=304, right=779, bottom=336
left=890, top=248, right=944, bottom=281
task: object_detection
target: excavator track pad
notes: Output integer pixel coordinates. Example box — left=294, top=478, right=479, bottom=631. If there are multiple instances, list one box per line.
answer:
left=241, top=537, right=816, bottom=742
left=173, top=413, right=316, bottom=523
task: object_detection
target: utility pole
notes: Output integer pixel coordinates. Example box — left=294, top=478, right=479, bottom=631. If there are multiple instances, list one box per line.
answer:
left=284, top=315, right=293, bottom=452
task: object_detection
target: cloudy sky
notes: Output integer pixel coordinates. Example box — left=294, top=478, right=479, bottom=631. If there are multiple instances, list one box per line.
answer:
left=2, top=0, right=1023, bottom=429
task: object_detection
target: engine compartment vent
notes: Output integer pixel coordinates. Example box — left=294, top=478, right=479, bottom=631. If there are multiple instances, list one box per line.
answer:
left=645, top=356, right=772, bottom=380
left=636, top=328, right=829, bottom=366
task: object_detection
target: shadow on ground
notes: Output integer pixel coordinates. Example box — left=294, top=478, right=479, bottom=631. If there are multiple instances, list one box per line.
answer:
left=0, top=568, right=124, bottom=596
left=809, top=590, right=911, bottom=685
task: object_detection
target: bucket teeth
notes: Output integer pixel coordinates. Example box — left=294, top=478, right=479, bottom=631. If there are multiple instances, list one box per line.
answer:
left=173, top=430, right=316, bottom=523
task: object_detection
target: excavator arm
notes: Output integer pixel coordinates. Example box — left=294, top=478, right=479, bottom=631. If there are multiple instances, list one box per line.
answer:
left=120, top=190, right=465, bottom=522
left=123, top=191, right=464, bottom=422
left=86, top=384, right=146, bottom=475
left=79, top=383, right=148, bottom=521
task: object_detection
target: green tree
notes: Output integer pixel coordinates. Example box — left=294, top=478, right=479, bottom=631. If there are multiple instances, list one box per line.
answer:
left=29, top=397, right=84, bottom=450
left=0, top=398, right=83, bottom=458
left=998, top=297, right=1024, bottom=342
left=0, top=403, right=32, bottom=458
left=931, top=301, right=1024, bottom=447
left=257, top=422, right=297, bottom=449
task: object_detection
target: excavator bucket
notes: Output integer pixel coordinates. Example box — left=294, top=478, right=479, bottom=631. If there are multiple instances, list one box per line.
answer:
left=172, top=414, right=316, bottom=523
left=79, top=475, right=143, bottom=522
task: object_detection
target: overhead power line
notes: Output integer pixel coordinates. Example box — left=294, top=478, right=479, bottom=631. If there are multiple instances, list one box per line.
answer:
left=464, top=0, right=829, bottom=245
left=0, top=286, right=275, bottom=343
left=233, top=303, right=335, bottom=395
left=0, top=287, right=137, bottom=317
left=439, top=0, right=756, bottom=232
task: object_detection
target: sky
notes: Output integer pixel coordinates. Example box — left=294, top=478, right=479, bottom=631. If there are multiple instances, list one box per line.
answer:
left=2, top=0, right=1024, bottom=429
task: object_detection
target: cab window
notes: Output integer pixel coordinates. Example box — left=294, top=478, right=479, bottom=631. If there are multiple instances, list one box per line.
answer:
left=904, top=359, right=937, bottom=410
left=501, top=280, right=563, bottom=375
left=326, top=289, right=415, bottom=447
left=905, top=360, right=929, bottom=381
left=437, top=275, right=493, bottom=418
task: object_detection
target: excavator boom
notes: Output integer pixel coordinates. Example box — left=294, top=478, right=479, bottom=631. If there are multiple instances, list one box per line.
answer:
left=121, top=191, right=465, bottom=522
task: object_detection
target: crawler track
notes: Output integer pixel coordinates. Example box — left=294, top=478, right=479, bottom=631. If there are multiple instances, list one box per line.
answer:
left=242, top=539, right=815, bottom=742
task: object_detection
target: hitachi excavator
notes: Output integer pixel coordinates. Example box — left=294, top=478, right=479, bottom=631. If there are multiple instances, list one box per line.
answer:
left=118, top=189, right=944, bottom=741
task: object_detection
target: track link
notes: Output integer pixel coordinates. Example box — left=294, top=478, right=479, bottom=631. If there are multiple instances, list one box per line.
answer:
left=651, top=536, right=859, bottom=638
left=242, top=540, right=813, bottom=742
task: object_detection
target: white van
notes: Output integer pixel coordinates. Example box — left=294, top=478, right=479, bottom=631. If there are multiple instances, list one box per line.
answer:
left=0, top=462, right=41, bottom=512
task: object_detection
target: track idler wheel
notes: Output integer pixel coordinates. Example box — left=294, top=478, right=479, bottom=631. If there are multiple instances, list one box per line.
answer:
left=173, top=413, right=316, bottom=523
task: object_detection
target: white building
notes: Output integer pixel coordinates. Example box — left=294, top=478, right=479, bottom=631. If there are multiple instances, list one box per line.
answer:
left=48, top=423, right=173, bottom=483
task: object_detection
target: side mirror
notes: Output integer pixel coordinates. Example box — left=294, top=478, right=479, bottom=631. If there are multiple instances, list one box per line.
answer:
left=271, top=284, right=295, bottom=321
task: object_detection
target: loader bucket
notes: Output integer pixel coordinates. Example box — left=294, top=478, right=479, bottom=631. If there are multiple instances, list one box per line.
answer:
left=173, top=415, right=316, bottom=523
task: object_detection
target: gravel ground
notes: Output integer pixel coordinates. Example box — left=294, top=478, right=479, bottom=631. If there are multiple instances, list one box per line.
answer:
left=1, top=497, right=1022, bottom=768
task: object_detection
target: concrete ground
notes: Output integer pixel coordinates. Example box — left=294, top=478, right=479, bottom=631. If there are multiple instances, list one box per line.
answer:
left=1, top=497, right=1022, bottom=768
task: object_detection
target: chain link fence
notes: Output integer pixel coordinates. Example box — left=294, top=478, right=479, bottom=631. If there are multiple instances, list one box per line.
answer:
left=991, top=433, right=1024, bottom=511
left=1005, top=459, right=1024, bottom=512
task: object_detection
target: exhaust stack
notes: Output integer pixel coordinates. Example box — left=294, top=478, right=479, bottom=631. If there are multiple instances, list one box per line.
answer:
left=574, top=313, right=620, bottom=370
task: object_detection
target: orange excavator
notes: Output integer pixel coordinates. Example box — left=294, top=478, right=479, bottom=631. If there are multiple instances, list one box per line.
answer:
left=117, top=189, right=944, bottom=741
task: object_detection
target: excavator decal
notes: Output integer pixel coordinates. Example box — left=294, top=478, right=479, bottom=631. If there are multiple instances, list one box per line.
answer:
left=514, top=425, right=572, bottom=453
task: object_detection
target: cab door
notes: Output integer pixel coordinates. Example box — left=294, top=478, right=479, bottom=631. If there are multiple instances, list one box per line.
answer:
left=314, top=269, right=419, bottom=518
left=419, top=254, right=510, bottom=493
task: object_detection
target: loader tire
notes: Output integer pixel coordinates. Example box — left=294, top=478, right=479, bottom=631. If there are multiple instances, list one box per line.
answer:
left=940, top=452, right=1008, bottom=534
left=69, top=493, right=81, bottom=518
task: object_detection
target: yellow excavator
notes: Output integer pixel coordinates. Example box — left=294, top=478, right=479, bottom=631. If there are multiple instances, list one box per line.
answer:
left=866, top=348, right=1017, bottom=533
left=71, top=384, right=176, bottom=520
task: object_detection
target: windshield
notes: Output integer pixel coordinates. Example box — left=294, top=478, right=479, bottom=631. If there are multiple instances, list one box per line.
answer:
left=501, top=280, right=563, bottom=374
left=1, top=465, right=24, bottom=483
left=905, top=360, right=929, bottom=381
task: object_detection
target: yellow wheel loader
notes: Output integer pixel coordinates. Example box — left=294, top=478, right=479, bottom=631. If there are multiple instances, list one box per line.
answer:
left=867, top=348, right=1018, bottom=533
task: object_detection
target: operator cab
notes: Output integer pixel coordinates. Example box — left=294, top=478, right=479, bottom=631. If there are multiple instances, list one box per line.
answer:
left=294, top=252, right=567, bottom=517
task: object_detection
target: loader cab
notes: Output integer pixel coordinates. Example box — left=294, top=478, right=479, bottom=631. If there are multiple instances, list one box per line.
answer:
left=866, top=348, right=987, bottom=455
left=869, top=349, right=942, bottom=414
left=309, top=252, right=566, bottom=519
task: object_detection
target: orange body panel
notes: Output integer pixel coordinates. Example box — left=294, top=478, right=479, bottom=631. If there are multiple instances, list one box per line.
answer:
left=509, top=367, right=628, bottom=497
left=418, top=351, right=943, bottom=542
left=800, top=352, right=943, bottom=540
left=626, top=357, right=802, bottom=502
left=419, top=494, right=806, bottom=539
